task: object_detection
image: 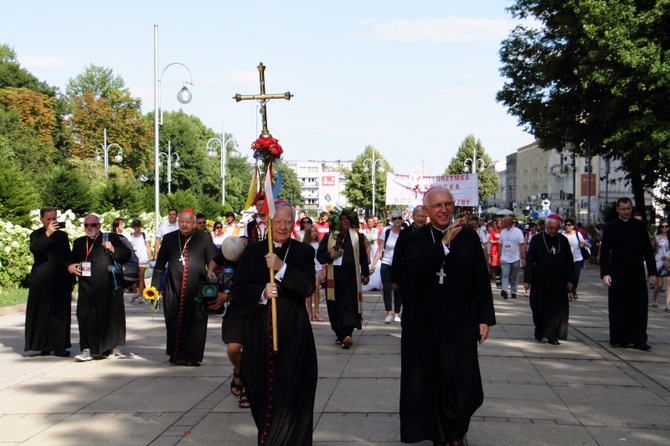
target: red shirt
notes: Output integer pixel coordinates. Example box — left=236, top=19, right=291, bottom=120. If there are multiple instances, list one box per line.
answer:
left=315, top=222, right=330, bottom=241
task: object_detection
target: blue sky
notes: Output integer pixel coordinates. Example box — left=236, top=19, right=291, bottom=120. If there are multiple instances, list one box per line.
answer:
left=5, top=0, right=533, bottom=176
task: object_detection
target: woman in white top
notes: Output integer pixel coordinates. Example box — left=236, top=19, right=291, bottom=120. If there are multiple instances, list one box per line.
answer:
left=211, top=222, right=226, bottom=248
left=562, top=218, right=585, bottom=301
left=129, top=219, right=152, bottom=301
left=302, top=225, right=324, bottom=321
left=371, top=210, right=404, bottom=323
left=652, top=219, right=670, bottom=310
left=362, top=216, right=382, bottom=291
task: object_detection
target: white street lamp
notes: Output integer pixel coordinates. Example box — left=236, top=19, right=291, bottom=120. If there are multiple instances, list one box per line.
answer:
left=154, top=23, right=193, bottom=229
left=95, top=128, right=123, bottom=179
left=158, top=141, right=180, bottom=195
left=363, top=148, right=384, bottom=217
left=206, top=123, right=241, bottom=205
left=464, top=143, right=485, bottom=173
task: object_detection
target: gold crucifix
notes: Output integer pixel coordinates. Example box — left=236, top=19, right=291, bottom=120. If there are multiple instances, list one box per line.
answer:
left=233, top=62, right=292, bottom=137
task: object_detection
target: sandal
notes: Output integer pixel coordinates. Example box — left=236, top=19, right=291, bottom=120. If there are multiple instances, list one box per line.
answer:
left=314, top=314, right=324, bottom=322
left=230, top=370, right=243, bottom=396
left=238, top=391, right=250, bottom=409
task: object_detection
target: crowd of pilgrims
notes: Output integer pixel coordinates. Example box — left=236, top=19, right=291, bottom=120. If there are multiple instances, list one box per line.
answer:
left=22, top=195, right=667, bottom=445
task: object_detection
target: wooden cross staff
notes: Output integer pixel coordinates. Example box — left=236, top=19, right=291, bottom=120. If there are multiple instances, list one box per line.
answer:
left=233, top=62, right=292, bottom=352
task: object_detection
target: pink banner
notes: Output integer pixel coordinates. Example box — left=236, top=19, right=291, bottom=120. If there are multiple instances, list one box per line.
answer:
left=384, top=173, right=479, bottom=207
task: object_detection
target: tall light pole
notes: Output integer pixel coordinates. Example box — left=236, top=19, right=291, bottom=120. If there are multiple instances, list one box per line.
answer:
left=464, top=143, right=485, bottom=173
left=95, top=128, right=123, bottom=179
left=206, top=123, right=241, bottom=205
left=154, top=23, right=193, bottom=229
left=363, top=148, right=383, bottom=217
left=158, top=141, right=180, bottom=195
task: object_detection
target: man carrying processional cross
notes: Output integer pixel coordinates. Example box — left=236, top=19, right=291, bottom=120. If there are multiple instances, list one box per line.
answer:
left=401, top=187, right=495, bottom=446
left=230, top=63, right=318, bottom=446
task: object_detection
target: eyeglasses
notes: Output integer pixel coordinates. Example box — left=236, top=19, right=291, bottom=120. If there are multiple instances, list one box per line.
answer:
left=565, top=223, right=573, bottom=226
left=214, top=226, right=222, bottom=229
left=83, top=223, right=99, bottom=228
left=301, top=219, right=311, bottom=224
left=392, top=217, right=403, bottom=221
left=661, top=225, right=669, bottom=228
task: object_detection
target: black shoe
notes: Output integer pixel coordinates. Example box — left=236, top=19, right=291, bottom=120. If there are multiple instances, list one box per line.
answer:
left=635, top=343, right=651, bottom=351
left=547, top=339, right=560, bottom=345
left=511, top=293, right=517, bottom=299
left=334, top=338, right=342, bottom=345
left=40, top=351, right=51, bottom=356
left=54, top=350, right=70, bottom=357
left=620, top=343, right=632, bottom=348
left=501, top=291, right=508, bottom=299
left=534, top=333, right=542, bottom=341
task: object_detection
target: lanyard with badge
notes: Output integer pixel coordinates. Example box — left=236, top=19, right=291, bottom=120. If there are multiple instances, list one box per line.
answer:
left=81, top=234, right=99, bottom=277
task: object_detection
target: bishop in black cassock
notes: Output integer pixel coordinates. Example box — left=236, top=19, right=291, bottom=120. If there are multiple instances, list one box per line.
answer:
left=152, top=209, right=216, bottom=365
left=523, top=216, right=575, bottom=344
left=232, top=204, right=318, bottom=446
left=401, top=188, right=495, bottom=446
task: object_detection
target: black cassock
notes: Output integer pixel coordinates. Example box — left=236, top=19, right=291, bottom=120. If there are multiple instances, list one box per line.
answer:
left=68, top=233, right=130, bottom=354
left=524, top=232, right=575, bottom=341
left=401, top=225, right=495, bottom=444
left=152, top=230, right=216, bottom=363
left=600, top=217, right=656, bottom=346
left=25, top=227, right=73, bottom=353
left=232, top=239, right=317, bottom=446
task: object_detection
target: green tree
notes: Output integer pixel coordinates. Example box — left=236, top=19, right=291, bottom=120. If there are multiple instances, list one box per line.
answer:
left=43, top=167, right=94, bottom=216
left=276, top=160, right=305, bottom=207
left=63, top=65, right=152, bottom=175
left=162, top=189, right=200, bottom=214
left=497, top=0, right=670, bottom=212
left=444, top=135, right=499, bottom=203
left=0, top=158, right=40, bottom=226
left=95, top=179, right=144, bottom=216
left=343, top=145, right=393, bottom=216
left=0, top=44, right=57, bottom=97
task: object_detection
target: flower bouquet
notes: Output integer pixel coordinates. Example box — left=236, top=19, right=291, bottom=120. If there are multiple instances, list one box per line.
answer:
left=251, top=135, right=283, bottom=162
left=143, top=286, right=162, bottom=315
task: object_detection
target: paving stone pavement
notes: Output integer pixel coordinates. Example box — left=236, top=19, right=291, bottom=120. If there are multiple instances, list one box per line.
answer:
left=0, top=266, right=669, bottom=445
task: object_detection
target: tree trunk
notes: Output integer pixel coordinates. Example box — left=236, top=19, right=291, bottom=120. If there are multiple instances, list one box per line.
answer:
left=629, top=167, right=647, bottom=215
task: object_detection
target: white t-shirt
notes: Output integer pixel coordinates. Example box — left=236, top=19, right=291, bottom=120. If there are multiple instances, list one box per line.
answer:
left=380, top=229, right=400, bottom=266
left=130, top=232, right=150, bottom=264
left=310, top=241, right=322, bottom=274
left=156, top=220, right=178, bottom=238
left=563, top=231, right=583, bottom=262
left=500, top=227, right=525, bottom=263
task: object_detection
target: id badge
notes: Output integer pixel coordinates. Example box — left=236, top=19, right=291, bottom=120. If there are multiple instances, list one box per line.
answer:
left=81, top=261, right=92, bottom=277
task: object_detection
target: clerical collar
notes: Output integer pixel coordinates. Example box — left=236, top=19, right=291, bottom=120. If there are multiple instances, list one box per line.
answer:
left=431, top=224, right=447, bottom=234
left=619, top=216, right=631, bottom=222
left=274, top=239, right=291, bottom=248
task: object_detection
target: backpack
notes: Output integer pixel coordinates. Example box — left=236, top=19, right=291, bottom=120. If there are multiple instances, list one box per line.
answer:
left=103, top=233, right=140, bottom=290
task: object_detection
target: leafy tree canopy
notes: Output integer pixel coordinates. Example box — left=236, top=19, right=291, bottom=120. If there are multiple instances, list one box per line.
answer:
left=497, top=0, right=670, bottom=211
left=444, top=135, right=499, bottom=203
left=343, top=145, right=393, bottom=217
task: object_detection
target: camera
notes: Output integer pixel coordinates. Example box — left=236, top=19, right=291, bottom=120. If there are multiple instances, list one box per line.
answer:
left=57, top=222, right=66, bottom=229
left=198, top=276, right=224, bottom=315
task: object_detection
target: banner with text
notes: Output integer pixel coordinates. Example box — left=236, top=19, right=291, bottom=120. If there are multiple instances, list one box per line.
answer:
left=385, top=172, right=479, bottom=207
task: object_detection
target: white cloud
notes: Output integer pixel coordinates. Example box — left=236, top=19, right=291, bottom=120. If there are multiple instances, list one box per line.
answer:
left=18, top=56, right=67, bottom=69
left=354, top=16, right=514, bottom=44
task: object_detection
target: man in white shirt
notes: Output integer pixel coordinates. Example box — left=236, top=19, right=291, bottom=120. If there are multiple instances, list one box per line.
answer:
left=153, top=208, right=178, bottom=260
left=500, top=216, right=526, bottom=299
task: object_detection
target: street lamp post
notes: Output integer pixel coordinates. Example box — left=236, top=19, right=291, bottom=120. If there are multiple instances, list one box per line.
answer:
left=153, top=23, right=193, bottom=229
left=158, top=141, right=180, bottom=195
left=363, top=149, right=383, bottom=217
left=206, top=123, right=240, bottom=205
left=95, top=128, right=123, bottom=179
left=464, top=143, right=485, bottom=173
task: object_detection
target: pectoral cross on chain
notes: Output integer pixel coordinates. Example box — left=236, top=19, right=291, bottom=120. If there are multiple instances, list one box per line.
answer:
left=179, top=255, right=185, bottom=266
left=233, top=62, right=292, bottom=137
left=436, top=267, right=446, bottom=285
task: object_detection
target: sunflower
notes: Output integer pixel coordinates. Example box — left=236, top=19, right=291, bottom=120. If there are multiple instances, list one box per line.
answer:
left=143, top=286, right=159, bottom=301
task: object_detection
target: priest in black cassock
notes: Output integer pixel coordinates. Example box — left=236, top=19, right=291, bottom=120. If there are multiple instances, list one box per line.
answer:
left=67, top=214, right=130, bottom=362
left=600, top=197, right=657, bottom=350
left=316, top=208, right=370, bottom=349
left=25, top=207, right=74, bottom=357
left=523, top=214, right=575, bottom=345
left=402, top=187, right=495, bottom=446
left=232, top=203, right=318, bottom=446
left=152, top=209, right=216, bottom=366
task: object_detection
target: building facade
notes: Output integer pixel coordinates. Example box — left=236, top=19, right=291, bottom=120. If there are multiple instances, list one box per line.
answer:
left=284, top=160, right=352, bottom=214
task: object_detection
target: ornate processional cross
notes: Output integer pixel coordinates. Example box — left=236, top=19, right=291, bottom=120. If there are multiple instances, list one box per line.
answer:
left=233, top=62, right=292, bottom=137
